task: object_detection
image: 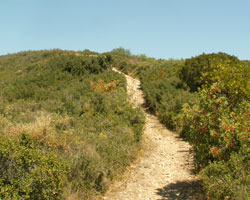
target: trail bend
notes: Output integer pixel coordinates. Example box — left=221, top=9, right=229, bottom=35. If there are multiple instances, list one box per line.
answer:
left=104, top=68, right=201, bottom=200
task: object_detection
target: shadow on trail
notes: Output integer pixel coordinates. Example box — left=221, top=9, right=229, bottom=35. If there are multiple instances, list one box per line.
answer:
left=156, top=180, right=206, bottom=200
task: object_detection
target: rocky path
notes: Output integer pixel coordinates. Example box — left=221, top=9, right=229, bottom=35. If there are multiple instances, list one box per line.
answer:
left=104, top=69, right=202, bottom=200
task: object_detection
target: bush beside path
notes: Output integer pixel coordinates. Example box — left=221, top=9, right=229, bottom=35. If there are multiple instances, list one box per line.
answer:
left=104, top=69, right=204, bottom=200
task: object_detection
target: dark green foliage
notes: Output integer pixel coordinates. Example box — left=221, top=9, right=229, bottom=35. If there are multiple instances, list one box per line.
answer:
left=47, top=55, right=111, bottom=76
left=111, top=53, right=197, bottom=130
left=111, top=47, right=132, bottom=57
left=179, top=53, right=250, bottom=199
left=180, top=57, right=250, bottom=168
left=139, top=66, right=197, bottom=130
left=178, top=52, right=241, bottom=92
left=0, top=50, right=145, bottom=199
left=201, top=147, right=249, bottom=200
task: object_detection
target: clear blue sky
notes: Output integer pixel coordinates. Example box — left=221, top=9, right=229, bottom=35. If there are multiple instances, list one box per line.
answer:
left=1, top=0, right=249, bottom=60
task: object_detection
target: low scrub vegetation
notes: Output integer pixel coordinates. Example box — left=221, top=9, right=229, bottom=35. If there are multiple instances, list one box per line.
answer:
left=1, top=48, right=249, bottom=199
left=111, top=48, right=250, bottom=199
left=0, top=50, right=145, bottom=199
left=111, top=51, right=197, bottom=130
left=179, top=53, right=250, bottom=199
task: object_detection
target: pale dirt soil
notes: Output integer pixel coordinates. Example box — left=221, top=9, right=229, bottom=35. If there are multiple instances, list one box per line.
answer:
left=103, top=69, right=204, bottom=200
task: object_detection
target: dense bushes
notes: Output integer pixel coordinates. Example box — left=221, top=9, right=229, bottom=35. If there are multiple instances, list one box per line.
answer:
left=139, top=65, right=196, bottom=129
left=48, top=55, right=110, bottom=76
left=112, top=52, right=197, bottom=130
left=179, top=53, right=250, bottom=199
left=112, top=50, right=250, bottom=199
left=178, top=52, right=241, bottom=92
left=1, top=48, right=249, bottom=199
left=201, top=147, right=249, bottom=200
left=180, top=85, right=250, bottom=169
left=134, top=52, right=249, bottom=199
left=0, top=50, right=145, bottom=199
left=0, top=134, right=68, bottom=200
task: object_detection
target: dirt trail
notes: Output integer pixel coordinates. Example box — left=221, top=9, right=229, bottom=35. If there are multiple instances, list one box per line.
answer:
left=104, top=69, right=201, bottom=200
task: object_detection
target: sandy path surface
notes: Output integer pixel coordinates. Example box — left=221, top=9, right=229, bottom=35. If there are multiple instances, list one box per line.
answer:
left=104, top=69, right=201, bottom=200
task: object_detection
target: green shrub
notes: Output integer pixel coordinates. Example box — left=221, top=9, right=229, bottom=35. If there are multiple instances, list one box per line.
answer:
left=179, top=53, right=250, bottom=199
left=0, top=134, right=68, bottom=200
left=110, top=52, right=196, bottom=130
left=179, top=60, right=250, bottom=169
left=180, top=91, right=250, bottom=170
left=46, top=55, right=111, bottom=76
left=111, top=47, right=132, bottom=57
left=178, top=52, right=241, bottom=92
left=138, top=64, right=196, bottom=130
left=201, top=147, right=249, bottom=200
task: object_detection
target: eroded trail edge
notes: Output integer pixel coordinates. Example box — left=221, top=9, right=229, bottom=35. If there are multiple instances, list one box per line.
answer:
left=104, top=69, right=199, bottom=200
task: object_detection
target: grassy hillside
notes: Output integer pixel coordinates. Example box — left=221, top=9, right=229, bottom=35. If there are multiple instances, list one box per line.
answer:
left=1, top=48, right=249, bottom=200
left=0, top=50, right=145, bottom=199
